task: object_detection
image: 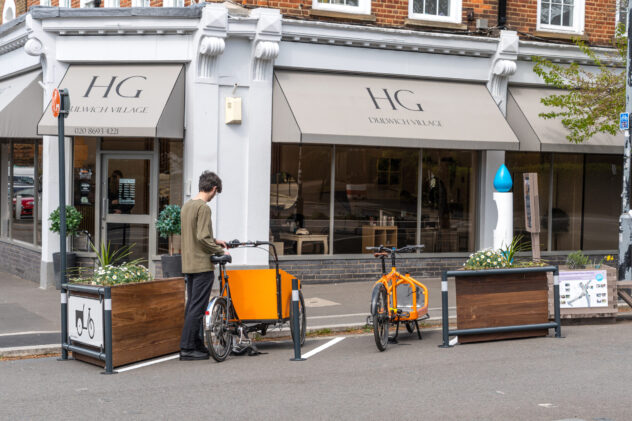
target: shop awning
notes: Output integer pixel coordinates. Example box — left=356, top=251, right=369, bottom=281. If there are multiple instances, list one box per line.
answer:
left=0, top=71, right=43, bottom=138
left=507, top=87, right=623, bottom=154
left=38, top=64, right=184, bottom=138
left=272, top=71, right=519, bottom=150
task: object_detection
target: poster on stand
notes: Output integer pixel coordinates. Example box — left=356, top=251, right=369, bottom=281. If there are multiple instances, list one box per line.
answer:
left=559, top=270, right=608, bottom=308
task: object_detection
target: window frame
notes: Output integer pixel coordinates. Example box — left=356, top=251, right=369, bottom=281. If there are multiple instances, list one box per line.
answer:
left=536, top=0, right=585, bottom=35
left=407, top=0, right=462, bottom=24
left=617, top=0, right=628, bottom=35
left=311, top=0, right=372, bottom=16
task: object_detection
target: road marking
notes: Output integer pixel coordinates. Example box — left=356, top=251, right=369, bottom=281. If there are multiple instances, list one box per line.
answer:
left=302, top=337, right=345, bottom=359
left=309, top=313, right=368, bottom=320
left=115, top=354, right=179, bottom=373
left=304, top=297, right=341, bottom=308
left=0, top=330, right=59, bottom=337
left=538, top=403, right=556, bottom=408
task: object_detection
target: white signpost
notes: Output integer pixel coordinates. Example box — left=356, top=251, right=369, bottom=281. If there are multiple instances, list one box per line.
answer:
left=68, top=295, right=104, bottom=348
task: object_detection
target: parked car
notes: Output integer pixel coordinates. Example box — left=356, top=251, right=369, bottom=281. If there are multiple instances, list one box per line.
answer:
left=13, top=188, right=34, bottom=219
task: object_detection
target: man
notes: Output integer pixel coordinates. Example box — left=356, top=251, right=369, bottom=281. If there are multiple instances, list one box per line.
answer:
left=179, top=171, right=227, bottom=360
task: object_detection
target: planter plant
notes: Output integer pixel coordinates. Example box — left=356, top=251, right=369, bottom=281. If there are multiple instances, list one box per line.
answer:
left=69, top=244, right=185, bottom=369
left=49, top=205, right=82, bottom=289
left=457, top=237, right=550, bottom=343
left=156, top=204, right=182, bottom=278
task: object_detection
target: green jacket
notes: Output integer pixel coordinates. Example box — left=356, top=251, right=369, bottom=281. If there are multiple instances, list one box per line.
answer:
left=180, top=199, right=224, bottom=274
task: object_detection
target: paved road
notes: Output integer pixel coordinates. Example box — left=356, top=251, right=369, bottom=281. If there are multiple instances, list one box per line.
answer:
left=1, top=323, right=630, bottom=420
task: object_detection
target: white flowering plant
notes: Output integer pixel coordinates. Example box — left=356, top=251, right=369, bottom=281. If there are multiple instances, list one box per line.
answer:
left=464, top=249, right=508, bottom=270
left=72, top=262, right=152, bottom=286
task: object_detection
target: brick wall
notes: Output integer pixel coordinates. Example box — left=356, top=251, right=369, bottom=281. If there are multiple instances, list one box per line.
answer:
left=1, top=0, right=619, bottom=46
left=0, top=241, right=41, bottom=282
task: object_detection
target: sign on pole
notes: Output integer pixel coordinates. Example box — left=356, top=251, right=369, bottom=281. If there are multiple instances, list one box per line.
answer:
left=620, top=112, right=629, bottom=131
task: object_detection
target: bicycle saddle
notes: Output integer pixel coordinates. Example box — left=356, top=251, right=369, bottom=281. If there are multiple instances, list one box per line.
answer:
left=211, top=254, right=232, bottom=264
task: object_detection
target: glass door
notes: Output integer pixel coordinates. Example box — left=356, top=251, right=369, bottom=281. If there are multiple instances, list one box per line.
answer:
left=100, top=154, right=155, bottom=265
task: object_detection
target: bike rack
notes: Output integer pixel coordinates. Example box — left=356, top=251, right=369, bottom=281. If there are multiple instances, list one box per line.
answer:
left=439, top=266, right=562, bottom=348
left=60, top=283, right=114, bottom=374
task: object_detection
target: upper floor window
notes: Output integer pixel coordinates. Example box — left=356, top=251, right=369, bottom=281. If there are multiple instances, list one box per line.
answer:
left=164, top=0, right=184, bottom=6
left=537, top=0, right=585, bottom=34
left=617, top=0, right=628, bottom=33
left=312, top=0, right=371, bottom=15
left=408, top=0, right=462, bottom=23
left=2, top=0, right=15, bottom=23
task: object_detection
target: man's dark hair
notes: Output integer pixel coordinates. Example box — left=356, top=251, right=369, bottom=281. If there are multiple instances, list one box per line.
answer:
left=199, top=171, right=222, bottom=194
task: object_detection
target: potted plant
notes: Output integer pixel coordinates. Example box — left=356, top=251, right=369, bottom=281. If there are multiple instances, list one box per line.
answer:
left=67, top=244, right=185, bottom=369
left=156, top=204, right=182, bottom=278
left=455, top=237, right=551, bottom=343
left=49, top=205, right=82, bottom=289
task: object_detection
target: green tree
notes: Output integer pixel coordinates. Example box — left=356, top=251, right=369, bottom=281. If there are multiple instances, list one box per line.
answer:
left=532, top=25, right=627, bottom=144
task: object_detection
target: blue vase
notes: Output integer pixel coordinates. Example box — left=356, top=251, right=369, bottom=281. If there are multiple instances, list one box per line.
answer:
left=494, top=164, right=512, bottom=193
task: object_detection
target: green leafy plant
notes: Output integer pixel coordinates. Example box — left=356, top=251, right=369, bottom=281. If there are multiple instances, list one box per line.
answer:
left=464, top=249, right=508, bottom=270
left=73, top=262, right=152, bottom=286
left=48, top=206, right=82, bottom=238
left=156, top=204, right=181, bottom=256
left=595, top=254, right=615, bottom=269
left=90, top=240, right=134, bottom=267
left=567, top=250, right=590, bottom=269
left=500, top=234, right=531, bottom=264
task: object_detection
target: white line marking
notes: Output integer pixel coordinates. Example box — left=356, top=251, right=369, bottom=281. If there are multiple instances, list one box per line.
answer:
left=309, top=313, right=368, bottom=320
left=0, top=330, right=59, bottom=337
left=0, top=344, right=59, bottom=352
left=302, top=337, right=345, bottom=359
left=115, top=354, right=179, bottom=373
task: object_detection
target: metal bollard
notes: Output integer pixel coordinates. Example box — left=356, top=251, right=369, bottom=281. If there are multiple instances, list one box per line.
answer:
left=290, top=278, right=305, bottom=361
left=439, top=272, right=451, bottom=348
left=59, top=287, right=68, bottom=360
left=553, top=269, right=562, bottom=338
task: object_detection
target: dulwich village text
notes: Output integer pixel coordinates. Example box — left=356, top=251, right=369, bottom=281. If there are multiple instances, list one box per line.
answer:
left=368, top=117, right=442, bottom=126
left=69, top=106, right=150, bottom=114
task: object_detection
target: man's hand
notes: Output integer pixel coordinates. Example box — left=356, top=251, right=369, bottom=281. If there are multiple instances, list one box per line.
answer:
left=216, top=239, right=227, bottom=249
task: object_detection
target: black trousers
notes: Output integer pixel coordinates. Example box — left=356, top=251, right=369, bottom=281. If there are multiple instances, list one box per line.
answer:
left=180, top=271, right=214, bottom=351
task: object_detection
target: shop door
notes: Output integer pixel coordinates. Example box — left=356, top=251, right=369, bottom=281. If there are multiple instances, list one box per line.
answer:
left=100, top=154, right=155, bottom=265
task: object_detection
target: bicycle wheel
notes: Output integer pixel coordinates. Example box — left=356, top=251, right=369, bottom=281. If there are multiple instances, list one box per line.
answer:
left=205, top=298, right=232, bottom=362
left=405, top=322, right=415, bottom=334
left=76, top=319, right=83, bottom=336
left=88, top=319, right=95, bottom=339
left=371, top=284, right=389, bottom=352
left=290, top=290, right=307, bottom=347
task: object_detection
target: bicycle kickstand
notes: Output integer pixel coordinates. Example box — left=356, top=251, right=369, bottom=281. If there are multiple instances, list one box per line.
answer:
left=389, top=321, right=400, bottom=344
left=415, top=320, right=422, bottom=340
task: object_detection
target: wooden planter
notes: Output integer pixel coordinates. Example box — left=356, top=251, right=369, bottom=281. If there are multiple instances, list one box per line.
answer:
left=455, top=270, right=549, bottom=344
left=548, top=265, right=617, bottom=323
left=72, top=277, right=185, bottom=368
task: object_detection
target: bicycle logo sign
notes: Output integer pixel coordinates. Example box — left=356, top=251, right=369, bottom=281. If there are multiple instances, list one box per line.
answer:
left=67, top=296, right=104, bottom=348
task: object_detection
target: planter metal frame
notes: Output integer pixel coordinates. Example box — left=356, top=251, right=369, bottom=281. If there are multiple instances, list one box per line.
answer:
left=439, top=265, right=562, bottom=348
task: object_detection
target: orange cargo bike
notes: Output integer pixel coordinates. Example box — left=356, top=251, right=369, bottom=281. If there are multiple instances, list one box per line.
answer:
left=367, top=245, right=429, bottom=351
left=203, top=240, right=306, bottom=362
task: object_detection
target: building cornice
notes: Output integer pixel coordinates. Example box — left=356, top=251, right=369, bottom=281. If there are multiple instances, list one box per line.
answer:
left=518, top=39, right=622, bottom=66
left=0, top=25, right=28, bottom=55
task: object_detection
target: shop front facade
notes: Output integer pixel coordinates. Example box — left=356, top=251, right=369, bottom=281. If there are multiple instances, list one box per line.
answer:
left=0, top=4, right=623, bottom=287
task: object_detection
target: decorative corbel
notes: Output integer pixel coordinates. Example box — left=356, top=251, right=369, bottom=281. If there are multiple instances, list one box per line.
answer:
left=251, top=8, right=281, bottom=82
left=487, top=30, right=519, bottom=116
left=198, top=36, right=225, bottom=79
left=252, top=41, right=279, bottom=82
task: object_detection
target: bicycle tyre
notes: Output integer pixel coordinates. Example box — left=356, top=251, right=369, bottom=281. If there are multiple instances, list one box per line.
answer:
left=405, top=322, right=415, bottom=334
left=371, top=284, right=389, bottom=352
left=205, top=298, right=232, bottom=362
left=290, top=290, right=307, bottom=347
left=88, top=319, right=95, bottom=339
left=76, top=319, right=83, bottom=337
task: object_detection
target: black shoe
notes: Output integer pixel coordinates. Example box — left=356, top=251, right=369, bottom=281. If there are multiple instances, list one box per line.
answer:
left=196, top=344, right=209, bottom=354
left=179, top=349, right=210, bottom=361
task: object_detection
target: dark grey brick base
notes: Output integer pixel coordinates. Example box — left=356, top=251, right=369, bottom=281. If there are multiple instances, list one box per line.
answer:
left=0, top=241, right=41, bottom=283
left=277, top=253, right=611, bottom=284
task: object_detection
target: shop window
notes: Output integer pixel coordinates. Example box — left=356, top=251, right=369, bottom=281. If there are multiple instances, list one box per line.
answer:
left=537, top=0, right=585, bottom=34
left=157, top=140, right=183, bottom=256
left=270, top=144, right=332, bottom=256
left=9, top=141, right=42, bottom=246
left=312, top=0, right=371, bottom=15
left=72, top=137, right=97, bottom=251
left=408, top=0, right=462, bottom=24
left=334, top=147, right=418, bottom=254
left=581, top=154, right=622, bottom=250
left=421, top=150, right=476, bottom=253
left=506, top=152, right=552, bottom=253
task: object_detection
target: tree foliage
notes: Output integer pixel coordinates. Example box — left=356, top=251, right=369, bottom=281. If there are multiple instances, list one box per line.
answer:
left=532, top=25, right=627, bottom=144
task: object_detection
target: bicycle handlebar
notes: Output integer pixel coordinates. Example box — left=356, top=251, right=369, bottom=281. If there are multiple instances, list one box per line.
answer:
left=365, top=244, right=425, bottom=256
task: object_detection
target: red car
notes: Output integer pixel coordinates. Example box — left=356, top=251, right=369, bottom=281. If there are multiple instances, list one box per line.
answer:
left=13, top=188, right=34, bottom=219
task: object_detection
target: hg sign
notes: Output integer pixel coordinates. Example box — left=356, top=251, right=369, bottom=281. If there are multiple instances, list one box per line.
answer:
left=83, top=75, right=147, bottom=99
left=366, top=88, right=424, bottom=112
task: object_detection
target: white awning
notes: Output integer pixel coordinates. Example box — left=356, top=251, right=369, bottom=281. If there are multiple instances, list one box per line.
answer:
left=0, top=71, right=43, bottom=138
left=38, top=64, right=184, bottom=138
left=273, top=71, right=519, bottom=150
left=507, top=87, right=623, bottom=154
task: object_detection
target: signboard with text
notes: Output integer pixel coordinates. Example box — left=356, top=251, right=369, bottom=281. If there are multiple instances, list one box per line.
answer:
left=559, top=270, right=608, bottom=308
